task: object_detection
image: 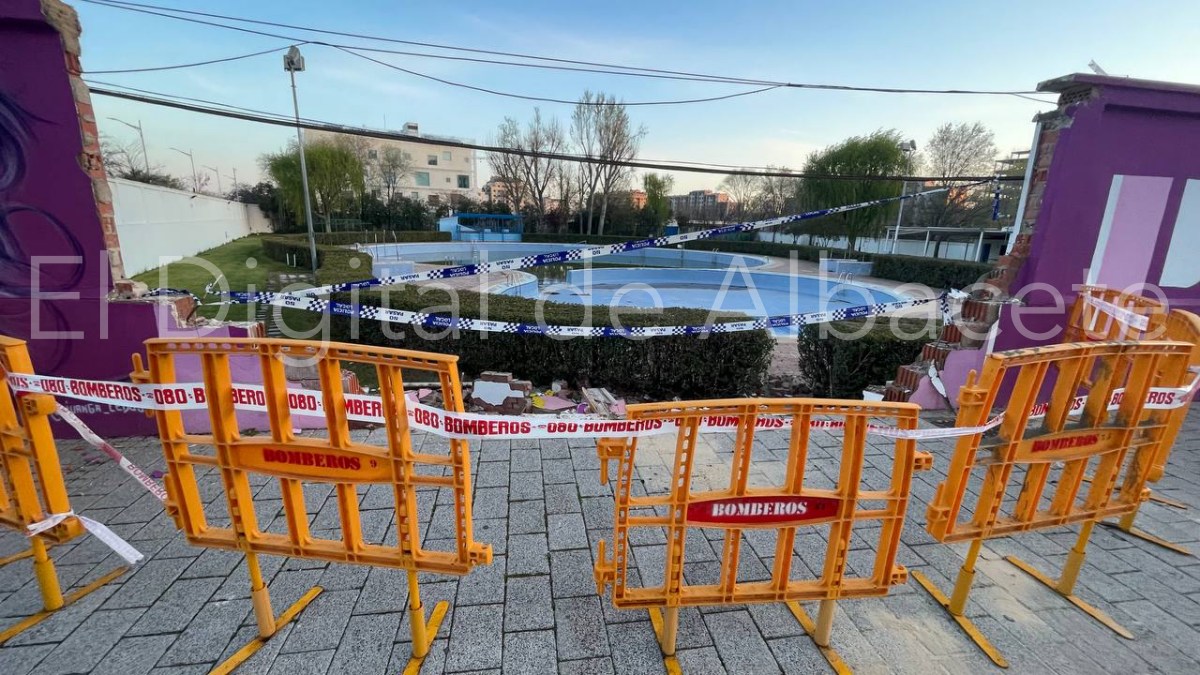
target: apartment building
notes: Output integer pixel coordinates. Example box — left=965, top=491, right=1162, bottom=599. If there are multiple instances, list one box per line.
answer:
left=308, top=122, right=478, bottom=205
left=669, top=189, right=732, bottom=221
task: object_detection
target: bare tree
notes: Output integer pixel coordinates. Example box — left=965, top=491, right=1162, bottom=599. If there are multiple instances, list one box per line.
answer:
left=487, top=118, right=527, bottom=213
left=521, top=108, right=566, bottom=227
left=759, top=167, right=800, bottom=218
left=591, top=94, right=644, bottom=235
left=552, top=160, right=577, bottom=230
left=719, top=173, right=763, bottom=221
left=377, top=147, right=410, bottom=204
left=918, top=122, right=999, bottom=232
left=571, top=91, right=603, bottom=234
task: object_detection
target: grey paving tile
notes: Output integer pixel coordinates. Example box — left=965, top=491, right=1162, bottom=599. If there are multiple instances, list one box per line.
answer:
left=676, top=646, right=724, bottom=674
left=558, top=656, right=615, bottom=675
left=157, top=599, right=249, bottom=666
left=267, top=649, right=335, bottom=675
left=509, top=500, right=547, bottom=535
left=504, top=576, right=553, bottom=632
left=555, top=596, right=611, bottom=660
left=280, top=588, right=358, bottom=654
left=457, top=556, right=506, bottom=606
left=502, top=629, right=557, bottom=674
left=354, top=566, right=408, bottom=615
left=327, top=612, right=401, bottom=675
left=607, top=621, right=669, bottom=675
left=508, top=534, right=550, bottom=576
left=127, top=577, right=220, bottom=636
left=544, top=484, right=582, bottom=515
left=548, top=513, right=590, bottom=551
left=0, top=643, right=55, bottom=675
left=92, top=634, right=177, bottom=675
left=704, top=610, right=780, bottom=674
left=551, top=549, right=596, bottom=599
left=5, top=584, right=119, bottom=647
left=30, top=607, right=143, bottom=674
left=443, top=603, right=503, bottom=672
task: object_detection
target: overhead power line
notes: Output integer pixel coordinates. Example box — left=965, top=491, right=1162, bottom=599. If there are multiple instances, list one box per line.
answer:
left=333, top=47, right=784, bottom=107
left=86, top=44, right=296, bottom=74
left=80, top=0, right=1051, bottom=99
left=87, top=82, right=1024, bottom=183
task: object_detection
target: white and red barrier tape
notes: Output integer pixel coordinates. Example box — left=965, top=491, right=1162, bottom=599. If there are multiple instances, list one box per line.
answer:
left=26, top=511, right=144, bottom=565
left=1082, top=294, right=1151, bottom=332
left=9, top=371, right=1198, bottom=443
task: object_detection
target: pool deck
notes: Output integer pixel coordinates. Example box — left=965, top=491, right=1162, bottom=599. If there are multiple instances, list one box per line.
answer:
left=1, top=410, right=1197, bottom=674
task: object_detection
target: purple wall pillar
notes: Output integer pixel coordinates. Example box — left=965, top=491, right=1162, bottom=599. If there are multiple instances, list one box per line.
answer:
left=994, top=73, right=1200, bottom=352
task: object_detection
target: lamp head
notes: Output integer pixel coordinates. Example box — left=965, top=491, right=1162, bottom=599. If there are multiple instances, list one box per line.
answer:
left=284, top=46, right=305, bottom=72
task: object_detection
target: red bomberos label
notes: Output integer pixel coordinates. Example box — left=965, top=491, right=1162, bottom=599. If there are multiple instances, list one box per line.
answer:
left=686, top=495, right=841, bottom=526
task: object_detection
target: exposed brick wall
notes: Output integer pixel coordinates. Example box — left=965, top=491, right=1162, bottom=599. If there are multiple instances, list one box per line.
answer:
left=875, top=93, right=1080, bottom=404
left=41, top=0, right=127, bottom=285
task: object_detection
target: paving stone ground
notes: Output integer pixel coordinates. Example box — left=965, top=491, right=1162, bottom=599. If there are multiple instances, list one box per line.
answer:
left=1, top=408, right=1198, bottom=674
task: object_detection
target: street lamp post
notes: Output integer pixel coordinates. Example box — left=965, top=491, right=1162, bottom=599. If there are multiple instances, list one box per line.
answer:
left=203, top=165, right=222, bottom=195
left=891, top=140, right=917, bottom=254
left=284, top=46, right=319, bottom=277
left=107, top=117, right=150, bottom=173
left=171, top=147, right=198, bottom=192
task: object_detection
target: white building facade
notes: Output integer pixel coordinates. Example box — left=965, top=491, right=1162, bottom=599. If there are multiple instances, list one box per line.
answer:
left=309, top=122, right=478, bottom=205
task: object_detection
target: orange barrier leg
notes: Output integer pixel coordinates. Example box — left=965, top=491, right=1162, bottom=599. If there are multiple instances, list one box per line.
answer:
left=1098, top=504, right=1193, bottom=557
left=785, top=600, right=853, bottom=675
left=911, top=538, right=1008, bottom=668
left=647, top=607, right=683, bottom=675
left=30, top=538, right=63, bottom=612
left=403, top=569, right=448, bottom=675
left=210, top=553, right=322, bottom=675
left=1006, top=521, right=1133, bottom=639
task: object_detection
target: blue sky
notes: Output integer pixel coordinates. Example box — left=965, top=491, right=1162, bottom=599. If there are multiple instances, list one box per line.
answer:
left=79, top=0, right=1200, bottom=192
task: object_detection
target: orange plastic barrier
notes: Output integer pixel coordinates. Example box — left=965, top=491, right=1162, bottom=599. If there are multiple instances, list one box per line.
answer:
left=1063, top=285, right=1167, bottom=342
left=1064, top=288, right=1197, bottom=555
left=0, top=336, right=126, bottom=643
left=132, top=338, right=491, bottom=675
left=913, top=340, right=1194, bottom=667
left=594, top=398, right=930, bottom=674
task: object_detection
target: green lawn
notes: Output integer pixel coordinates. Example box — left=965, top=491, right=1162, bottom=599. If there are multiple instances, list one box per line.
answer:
left=133, top=236, right=300, bottom=321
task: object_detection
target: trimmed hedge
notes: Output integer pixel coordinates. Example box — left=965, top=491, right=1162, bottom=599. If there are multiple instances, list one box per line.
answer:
left=307, top=230, right=451, bottom=246
left=797, top=318, right=937, bottom=399
left=522, top=233, right=632, bottom=245
left=326, top=286, right=775, bottom=399
left=867, top=255, right=992, bottom=291
left=259, top=236, right=374, bottom=286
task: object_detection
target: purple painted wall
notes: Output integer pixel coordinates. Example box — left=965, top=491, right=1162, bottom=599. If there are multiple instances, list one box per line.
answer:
left=995, top=74, right=1200, bottom=351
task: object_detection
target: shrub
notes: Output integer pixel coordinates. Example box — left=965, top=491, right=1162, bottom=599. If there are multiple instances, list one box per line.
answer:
left=521, top=233, right=632, bottom=246
left=259, top=236, right=374, bottom=286
left=326, top=286, right=775, bottom=399
left=866, top=254, right=992, bottom=291
left=796, top=318, right=936, bottom=398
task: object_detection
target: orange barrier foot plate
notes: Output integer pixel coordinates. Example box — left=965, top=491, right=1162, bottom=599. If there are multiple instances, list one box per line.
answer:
left=1004, top=556, right=1133, bottom=639
left=0, top=567, right=128, bottom=644
left=210, top=586, right=323, bottom=675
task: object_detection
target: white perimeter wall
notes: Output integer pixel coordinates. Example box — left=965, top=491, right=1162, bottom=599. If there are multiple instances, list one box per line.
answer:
left=111, top=178, right=273, bottom=275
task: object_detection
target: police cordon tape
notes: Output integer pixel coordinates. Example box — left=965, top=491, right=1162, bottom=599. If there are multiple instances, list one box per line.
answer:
left=233, top=292, right=945, bottom=337
left=10, top=367, right=1199, bottom=443
left=222, top=183, right=969, bottom=303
